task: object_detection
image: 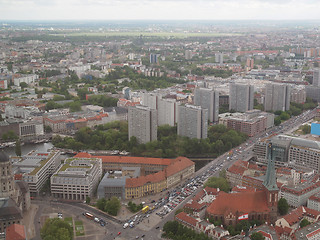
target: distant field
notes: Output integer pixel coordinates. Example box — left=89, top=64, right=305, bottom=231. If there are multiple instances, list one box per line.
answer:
left=51, top=31, right=242, bottom=38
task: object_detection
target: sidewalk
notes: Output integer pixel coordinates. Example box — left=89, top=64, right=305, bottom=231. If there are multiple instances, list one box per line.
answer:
left=23, top=204, right=37, bottom=240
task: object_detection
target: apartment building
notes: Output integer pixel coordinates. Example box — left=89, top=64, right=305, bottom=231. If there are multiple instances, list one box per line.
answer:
left=229, top=83, right=254, bottom=112
left=177, top=104, right=208, bottom=139
left=194, top=87, right=219, bottom=122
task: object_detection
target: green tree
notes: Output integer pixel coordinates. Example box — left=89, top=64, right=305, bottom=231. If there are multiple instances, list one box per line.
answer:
left=20, top=82, right=28, bottom=89
left=204, top=176, right=231, bottom=192
left=301, top=125, right=311, bottom=134
left=105, top=196, right=121, bottom=216
left=300, top=218, right=311, bottom=228
left=251, top=232, right=265, bottom=240
left=96, top=198, right=106, bottom=211
left=45, top=125, right=52, bottom=133
left=41, top=218, right=73, bottom=240
left=85, top=196, right=91, bottom=204
left=278, top=198, right=289, bottom=215
left=15, top=139, right=21, bottom=156
left=274, top=116, right=281, bottom=126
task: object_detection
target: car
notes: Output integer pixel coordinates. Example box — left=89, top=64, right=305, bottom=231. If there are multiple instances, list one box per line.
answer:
left=151, top=200, right=156, bottom=203
left=142, top=234, right=145, bottom=237
left=156, top=226, right=160, bottom=229
left=118, top=232, right=121, bottom=235
left=136, top=236, right=139, bottom=239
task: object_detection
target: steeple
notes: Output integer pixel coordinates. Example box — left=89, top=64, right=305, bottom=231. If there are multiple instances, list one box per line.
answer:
left=263, top=143, right=279, bottom=191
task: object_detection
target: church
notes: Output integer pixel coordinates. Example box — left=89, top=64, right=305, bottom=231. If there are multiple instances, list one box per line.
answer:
left=206, top=143, right=279, bottom=226
left=0, top=151, right=31, bottom=233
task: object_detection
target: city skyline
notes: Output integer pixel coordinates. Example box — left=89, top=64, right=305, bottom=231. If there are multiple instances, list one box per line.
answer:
left=1, top=0, right=320, bottom=20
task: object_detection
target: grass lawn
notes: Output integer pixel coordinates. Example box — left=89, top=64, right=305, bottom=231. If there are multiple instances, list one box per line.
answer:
left=64, top=217, right=73, bottom=228
left=75, top=220, right=85, bottom=236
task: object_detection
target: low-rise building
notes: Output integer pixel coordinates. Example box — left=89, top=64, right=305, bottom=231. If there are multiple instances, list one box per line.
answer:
left=219, top=110, right=274, bottom=137
left=51, top=157, right=102, bottom=201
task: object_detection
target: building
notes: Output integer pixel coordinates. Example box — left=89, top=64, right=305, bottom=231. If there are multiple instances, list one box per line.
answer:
left=141, top=92, right=159, bottom=110
left=254, top=135, right=320, bottom=172
left=75, top=153, right=195, bottom=200
left=207, top=143, right=279, bottom=225
left=293, top=220, right=320, bottom=240
left=149, top=53, right=159, bottom=64
left=279, top=181, right=320, bottom=208
left=290, top=87, right=306, bottom=104
left=128, top=105, right=157, bottom=144
left=311, top=122, right=320, bottom=136
left=177, top=104, right=208, bottom=139
left=229, top=83, right=254, bottom=112
left=313, top=69, right=320, bottom=87
left=215, top=53, right=223, bottom=64
left=19, top=120, right=44, bottom=140
left=0, top=198, right=22, bottom=234
left=306, top=85, right=320, bottom=102
left=275, top=206, right=320, bottom=230
left=219, top=110, right=274, bottom=137
left=13, top=150, right=61, bottom=196
left=157, top=98, right=179, bottom=126
left=5, top=223, right=26, bottom=240
left=185, top=50, right=193, bottom=60
left=264, top=83, right=291, bottom=112
left=13, top=74, right=38, bottom=86
left=51, top=157, right=102, bottom=201
left=246, top=58, right=254, bottom=69
left=194, top=88, right=219, bottom=122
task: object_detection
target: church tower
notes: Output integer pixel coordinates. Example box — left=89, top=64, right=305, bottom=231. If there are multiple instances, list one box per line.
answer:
left=0, top=151, right=18, bottom=202
left=263, top=143, right=279, bottom=223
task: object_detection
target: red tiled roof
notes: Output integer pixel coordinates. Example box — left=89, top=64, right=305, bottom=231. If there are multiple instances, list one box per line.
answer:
left=207, top=191, right=269, bottom=216
left=175, top=212, right=197, bottom=227
left=165, top=157, right=194, bottom=177
left=232, top=185, right=257, bottom=193
left=125, top=170, right=165, bottom=188
left=5, top=224, right=26, bottom=240
left=283, top=206, right=320, bottom=226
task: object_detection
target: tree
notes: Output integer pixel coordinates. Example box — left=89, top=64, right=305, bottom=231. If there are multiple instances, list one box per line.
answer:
left=15, top=139, right=21, bottom=156
left=300, top=218, right=311, bottom=228
left=274, top=116, right=281, bottom=126
left=204, top=176, right=231, bottom=192
left=301, top=125, right=311, bottom=134
left=278, top=198, right=289, bottom=215
left=45, top=125, right=52, bottom=133
left=251, top=232, right=265, bottom=240
left=41, top=218, right=73, bottom=240
left=86, top=196, right=91, bottom=204
left=20, top=82, right=28, bottom=89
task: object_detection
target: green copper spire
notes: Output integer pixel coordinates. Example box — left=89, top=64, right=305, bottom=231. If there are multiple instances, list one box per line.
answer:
left=263, top=143, right=279, bottom=191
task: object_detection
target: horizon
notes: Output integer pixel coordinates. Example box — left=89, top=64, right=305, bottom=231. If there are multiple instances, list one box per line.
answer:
left=1, top=0, right=320, bottom=21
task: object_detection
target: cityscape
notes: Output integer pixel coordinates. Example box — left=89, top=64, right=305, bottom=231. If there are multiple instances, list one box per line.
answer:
left=1, top=2, right=320, bottom=240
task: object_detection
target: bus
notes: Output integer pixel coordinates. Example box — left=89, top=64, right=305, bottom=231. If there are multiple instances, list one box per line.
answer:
left=142, top=206, right=149, bottom=213
left=84, top=212, right=94, bottom=220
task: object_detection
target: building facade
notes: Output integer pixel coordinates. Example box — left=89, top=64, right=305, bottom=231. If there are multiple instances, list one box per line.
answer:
left=51, top=157, right=102, bottom=201
left=177, top=104, right=208, bottom=139
left=264, top=83, right=291, bottom=112
left=13, top=150, right=61, bottom=196
left=194, top=88, right=219, bottom=122
left=229, top=83, right=254, bottom=112
left=128, top=105, right=158, bottom=144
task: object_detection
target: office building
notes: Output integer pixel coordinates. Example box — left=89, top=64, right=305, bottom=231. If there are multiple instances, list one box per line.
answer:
left=177, top=104, right=208, bottom=139
left=229, top=83, right=254, bottom=112
left=264, top=83, right=291, bottom=112
left=313, top=69, right=320, bottom=87
left=13, top=150, right=61, bottom=196
left=128, top=105, right=157, bottom=144
left=194, top=88, right=219, bottom=122
left=51, top=157, right=102, bottom=201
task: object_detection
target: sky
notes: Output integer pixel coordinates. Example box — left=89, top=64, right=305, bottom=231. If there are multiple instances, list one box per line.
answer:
left=0, top=0, right=320, bottom=20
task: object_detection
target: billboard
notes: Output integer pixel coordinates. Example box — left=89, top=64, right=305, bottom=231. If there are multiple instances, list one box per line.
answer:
left=311, top=123, right=320, bottom=136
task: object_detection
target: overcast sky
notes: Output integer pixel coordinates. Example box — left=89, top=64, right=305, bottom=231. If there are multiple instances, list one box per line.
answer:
left=0, top=0, right=320, bottom=20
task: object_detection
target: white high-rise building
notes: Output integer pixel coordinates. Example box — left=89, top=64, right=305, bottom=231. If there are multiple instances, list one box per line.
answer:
left=157, top=98, right=179, bottom=126
left=313, top=69, right=320, bottom=87
left=128, top=105, right=158, bottom=144
left=177, top=104, right=208, bottom=139
left=194, top=88, right=219, bottom=122
left=229, top=83, right=254, bottom=112
left=264, top=83, right=291, bottom=112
